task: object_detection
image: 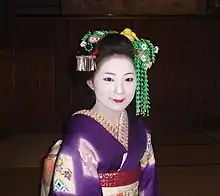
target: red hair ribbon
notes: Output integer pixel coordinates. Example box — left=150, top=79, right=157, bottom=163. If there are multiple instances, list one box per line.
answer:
left=92, top=49, right=99, bottom=55
left=133, top=50, right=138, bottom=55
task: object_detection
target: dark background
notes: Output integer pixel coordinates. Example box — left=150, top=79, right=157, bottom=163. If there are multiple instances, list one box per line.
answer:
left=0, top=0, right=220, bottom=137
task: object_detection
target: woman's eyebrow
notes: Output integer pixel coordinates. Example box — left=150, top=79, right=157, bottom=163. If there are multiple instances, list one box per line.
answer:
left=103, top=72, right=116, bottom=75
left=124, top=72, right=134, bottom=75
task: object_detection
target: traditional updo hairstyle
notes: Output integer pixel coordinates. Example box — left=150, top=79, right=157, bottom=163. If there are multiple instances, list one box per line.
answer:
left=73, top=32, right=136, bottom=113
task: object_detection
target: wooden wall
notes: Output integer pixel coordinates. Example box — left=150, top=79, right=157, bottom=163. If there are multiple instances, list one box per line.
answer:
left=0, top=0, right=8, bottom=49
left=0, top=16, right=220, bottom=135
left=61, top=0, right=205, bottom=15
left=8, top=0, right=206, bottom=15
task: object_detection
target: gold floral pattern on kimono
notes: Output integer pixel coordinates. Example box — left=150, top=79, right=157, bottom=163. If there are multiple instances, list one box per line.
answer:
left=53, top=154, right=76, bottom=194
left=140, top=133, right=155, bottom=167
left=114, top=187, right=139, bottom=196
left=102, top=181, right=139, bottom=196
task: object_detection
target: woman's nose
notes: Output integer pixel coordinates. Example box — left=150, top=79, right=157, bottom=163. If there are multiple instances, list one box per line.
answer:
left=114, top=81, right=124, bottom=95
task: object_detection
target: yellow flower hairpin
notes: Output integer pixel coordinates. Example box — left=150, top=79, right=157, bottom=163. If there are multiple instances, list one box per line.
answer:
left=121, top=28, right=138, bottom=43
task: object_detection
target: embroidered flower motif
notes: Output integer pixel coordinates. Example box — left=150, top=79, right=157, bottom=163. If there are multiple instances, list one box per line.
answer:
left=147, top=61, right=153, bottom=69
left=147, top=133, right=152, bottom=148
left=57, top=157, right=64, bottom=167
left=155, top=46, right=159, bottom=53
left=88, top=36, right=99, bottom=43
left=121, top=28, right=138, bottom=43
left=115, top=186, right=139, bottom=196
left=56, top=165, right=63, bottom=173
left=63, top=170, right=72, bottom=181
left=140, top=133, right=155, bottom=167
left=55, top=156, right=73, bottom=181
left=140, top=148, right=151, bottom=167
left=139, top=51, right=147, bottom=62
left=53, top=154, right=75, bottom=194
left=141, top=43, right=147, bottom=50
left=96, top=31, right=104, bottom=35
left=80, top=41, right=86, bottom=47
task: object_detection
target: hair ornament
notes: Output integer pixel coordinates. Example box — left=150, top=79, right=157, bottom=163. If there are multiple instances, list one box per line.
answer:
left=76, top=28, right=159, bottom=116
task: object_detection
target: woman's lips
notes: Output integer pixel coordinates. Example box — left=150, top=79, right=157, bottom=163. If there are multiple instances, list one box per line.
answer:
left=112, top=99, right=125, bottom=103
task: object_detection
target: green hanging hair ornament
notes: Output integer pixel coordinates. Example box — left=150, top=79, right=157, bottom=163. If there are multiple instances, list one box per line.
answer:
left=76, top=28, right=159, bottom=116
left=133, top=40, right=158, bottom=116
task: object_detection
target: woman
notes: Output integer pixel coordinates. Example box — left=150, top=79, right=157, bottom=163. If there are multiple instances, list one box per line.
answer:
left=41, top=28, right=159, bottom=196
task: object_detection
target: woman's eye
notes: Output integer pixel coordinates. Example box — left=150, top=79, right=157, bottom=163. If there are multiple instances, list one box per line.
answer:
left=103, top=77, right=114, bottom=82
left=125, top=78, right=134, bottom=82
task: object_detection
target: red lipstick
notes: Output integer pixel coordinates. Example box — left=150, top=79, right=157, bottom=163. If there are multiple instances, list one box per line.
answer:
left=113, top=99, right=125, bottom=103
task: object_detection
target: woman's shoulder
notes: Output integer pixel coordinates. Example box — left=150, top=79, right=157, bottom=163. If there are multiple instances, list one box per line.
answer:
left=64, top=109, right=97, bottom=139
left=68, top=109, right=92, bottom=128
left=60, top=110, right=89, bottom=138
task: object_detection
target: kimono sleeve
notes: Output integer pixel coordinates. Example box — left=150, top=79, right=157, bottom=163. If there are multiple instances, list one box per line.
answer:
left=50, top=133, right=103, bottom=195
left=139, top=133, right=160, bottom=196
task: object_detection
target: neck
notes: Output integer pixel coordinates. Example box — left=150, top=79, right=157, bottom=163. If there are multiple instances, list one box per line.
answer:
left=91, top=101, right=122, bottom=124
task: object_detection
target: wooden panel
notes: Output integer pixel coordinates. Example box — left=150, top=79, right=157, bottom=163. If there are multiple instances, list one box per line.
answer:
left=62, top=0, right=205, bottom=15
left=9, top=18, right=58, bottom=49
left=10, top=18, right=60, bottom=133
left=0, top=51, right=15, bottom=137
left=8, top=0, right=60, bottom=15
left=133, top=17, right=220, bottom=130
left=9, top=18, right=72, bottom=134
left=207, top=0, right=220, bottom=10
left=13, top=49, right=55, bottom=133
left=8, top=0, right=59, bottom=6
left=53, top=19, right=73, bottom=133
left=0, top=0, right=8, bottom=49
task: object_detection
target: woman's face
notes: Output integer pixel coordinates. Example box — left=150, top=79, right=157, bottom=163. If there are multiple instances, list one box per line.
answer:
left=88, top=55, right=136, bottom=112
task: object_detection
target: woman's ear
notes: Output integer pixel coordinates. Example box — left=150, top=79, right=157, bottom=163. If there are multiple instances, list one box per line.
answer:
left=87, top=80, right=94, bottom=90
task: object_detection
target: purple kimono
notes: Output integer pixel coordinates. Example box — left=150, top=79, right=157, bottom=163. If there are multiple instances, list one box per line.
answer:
left=49, top=111, right=159, bottom=196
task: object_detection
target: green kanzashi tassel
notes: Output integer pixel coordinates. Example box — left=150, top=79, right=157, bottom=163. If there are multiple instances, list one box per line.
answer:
left=133, top=39, right=158, bottom=116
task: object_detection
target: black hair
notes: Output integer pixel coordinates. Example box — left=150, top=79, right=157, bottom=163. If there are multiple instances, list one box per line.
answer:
left=95, top=33, right=134, bottom=66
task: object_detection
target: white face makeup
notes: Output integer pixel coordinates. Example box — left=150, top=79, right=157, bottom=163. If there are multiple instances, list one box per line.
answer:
left=89, top=55, right=136, bottom=112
